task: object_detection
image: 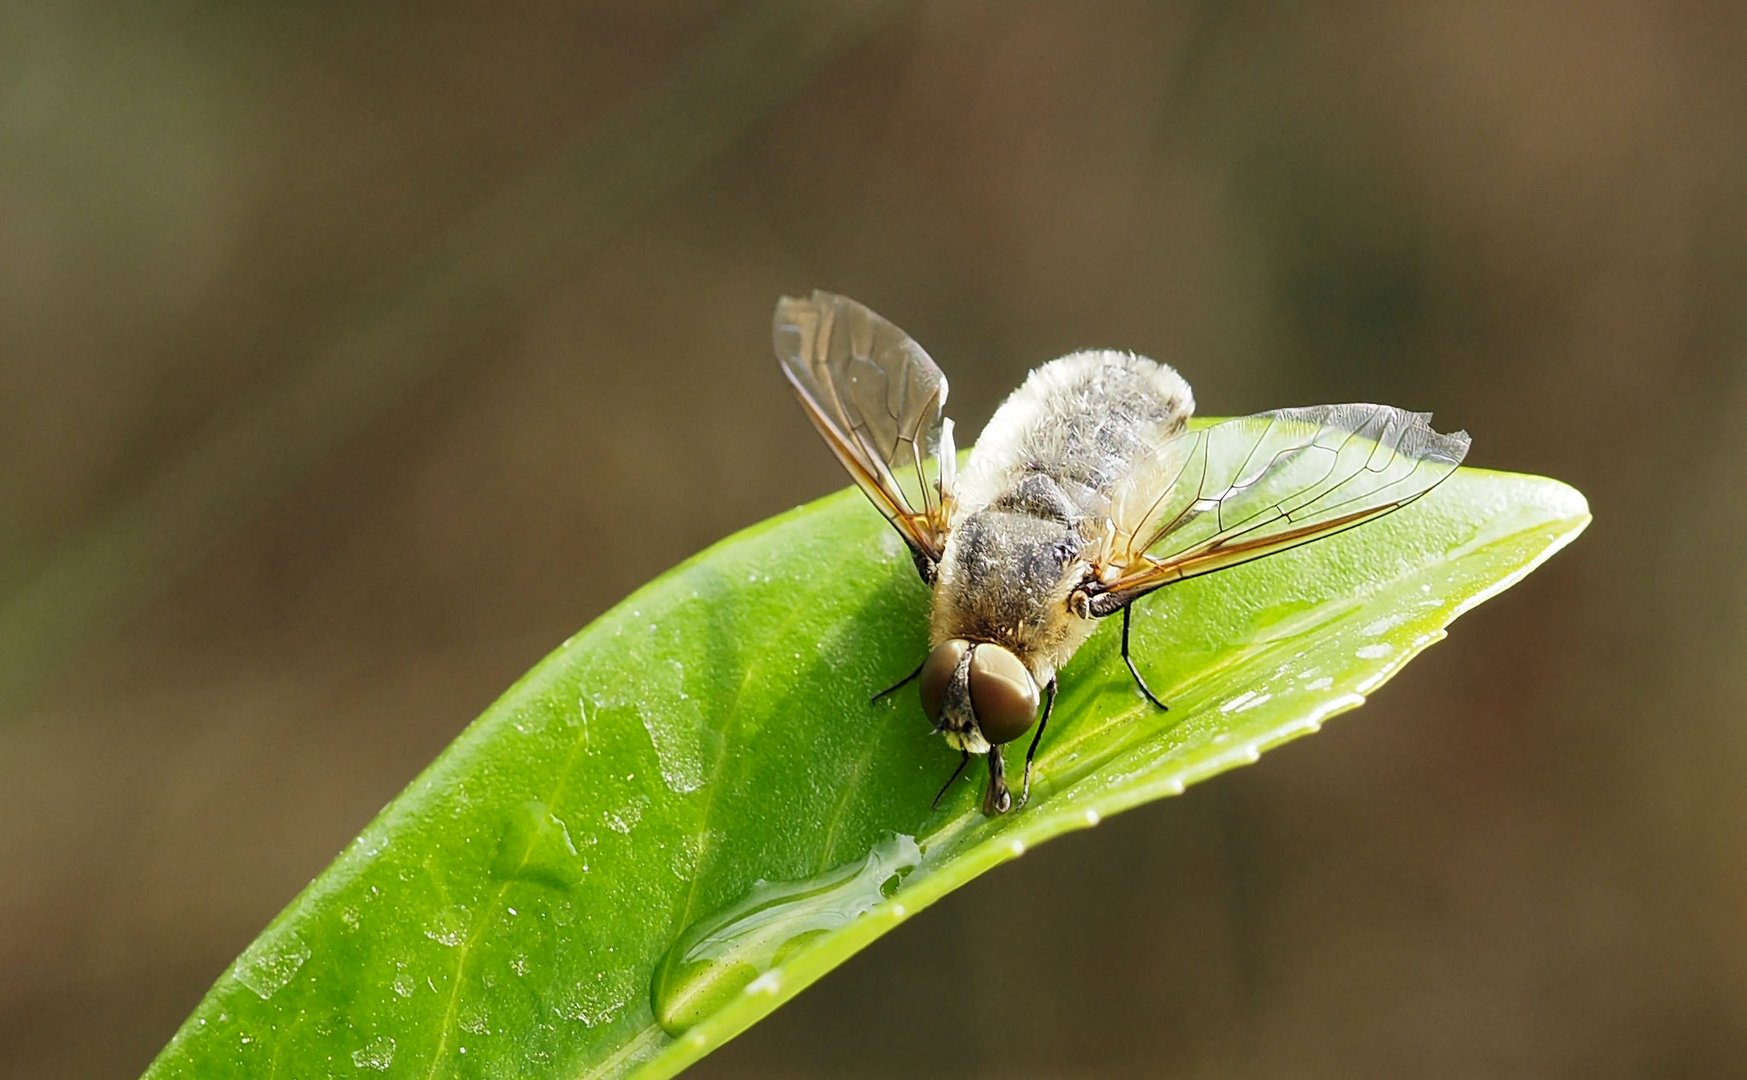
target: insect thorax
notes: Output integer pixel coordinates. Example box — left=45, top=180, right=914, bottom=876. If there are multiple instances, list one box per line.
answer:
left=931, top=475, right=1097, bottom=676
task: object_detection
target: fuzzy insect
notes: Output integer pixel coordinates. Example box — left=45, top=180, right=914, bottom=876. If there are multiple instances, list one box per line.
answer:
left=775, top=292, right=1469, bottom=814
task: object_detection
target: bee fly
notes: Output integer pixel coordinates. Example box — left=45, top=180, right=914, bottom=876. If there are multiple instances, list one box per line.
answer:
left=775, top=292, right=1469, bottom=815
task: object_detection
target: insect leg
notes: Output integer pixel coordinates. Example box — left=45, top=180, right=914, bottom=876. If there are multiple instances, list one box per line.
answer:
left=1122, top=605, right=1169, bottom=710
left=982, top=750, right=1013, bottom=816
left=931, top=750, right=970, bottom=808
left=1018, top=678, right=1058, bottom=807
left=871, top=657, right=925, bottom=704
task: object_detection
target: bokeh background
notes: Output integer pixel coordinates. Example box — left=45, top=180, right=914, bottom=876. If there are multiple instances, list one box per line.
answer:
left=2, top=2, right=1742, bottom=1076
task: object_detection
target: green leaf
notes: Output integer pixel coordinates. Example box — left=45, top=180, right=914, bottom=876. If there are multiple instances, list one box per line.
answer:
left=145, top=465, right=1587, bottom=1079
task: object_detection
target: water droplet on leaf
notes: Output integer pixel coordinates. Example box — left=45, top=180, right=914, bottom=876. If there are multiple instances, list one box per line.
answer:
left=491, top=801, right=583, bottom=890
left=637, top=664, right=707, bottom=793
left=649, top=833, right=921, bottom=1035
left=351, top=1036, right=395, bottom=1070
left=232, top=931, right=310, bottom=1000
left=459, top=1005, right=490, bottom=1035
left=424, top=907, right=468, bottom=947
left=604, top=794, right=649, bottom=836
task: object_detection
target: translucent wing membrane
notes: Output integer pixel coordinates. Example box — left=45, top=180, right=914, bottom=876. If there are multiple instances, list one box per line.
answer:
left=1095, top=405, right=1470, bottom=606
left=774, top=291, right=957, bottom=564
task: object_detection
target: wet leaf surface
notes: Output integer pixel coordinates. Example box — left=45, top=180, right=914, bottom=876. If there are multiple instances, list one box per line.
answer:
left=145, top=465, right=1587, bottom=1078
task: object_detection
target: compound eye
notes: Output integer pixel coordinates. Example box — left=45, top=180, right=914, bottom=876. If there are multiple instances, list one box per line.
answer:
left=968, top=646, right=1040, bottom=745
left=919, top=640, right=970, bottom=725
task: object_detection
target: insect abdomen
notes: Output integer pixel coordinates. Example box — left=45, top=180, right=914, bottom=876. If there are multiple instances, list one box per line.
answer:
left=957, top=350, right=1194, bottom=520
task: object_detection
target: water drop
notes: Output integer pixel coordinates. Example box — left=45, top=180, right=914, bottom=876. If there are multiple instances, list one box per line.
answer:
left=1363, top=612, right=1412, bottom=636
left=604, top=795, right=649, bottom=836
left=1083, top=808, right=1101, bottom=826
left=351, top=1035, right=396, bottom=1070
left=511, top=704, right=548, bottom=736
left=350, top=829, right=389, bottom=859
left=424, top=907, right=468, bottom=947
left=1007, top=838, right=1026, bottom=857
left=637, top=664, right=707, bottom=794
left=744, top=971, right=781, bottom=996
left=491, top=801, right=583, bottom=889
left=671, top=834, right=705, bottom=880
left=459, top=1005, right=490, bottom=1035
left=650, top=833, right=921, bottom=1035
left=232, top=931, right=310, bottom=1000
left=560, top=968, right=635, bottom=1028
left=1355, top=643, right=1391, bottom=660
left=1221, top=690, right=1270, bottom=714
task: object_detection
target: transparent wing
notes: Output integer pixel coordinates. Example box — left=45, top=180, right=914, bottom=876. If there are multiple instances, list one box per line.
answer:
left=1092, top=404, right=1469, bottom=607
left=774, top=291, right=957, bottom=565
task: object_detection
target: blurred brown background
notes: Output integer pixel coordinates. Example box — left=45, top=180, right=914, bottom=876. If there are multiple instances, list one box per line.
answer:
left=2, top=2, right=1741, bottom=1076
